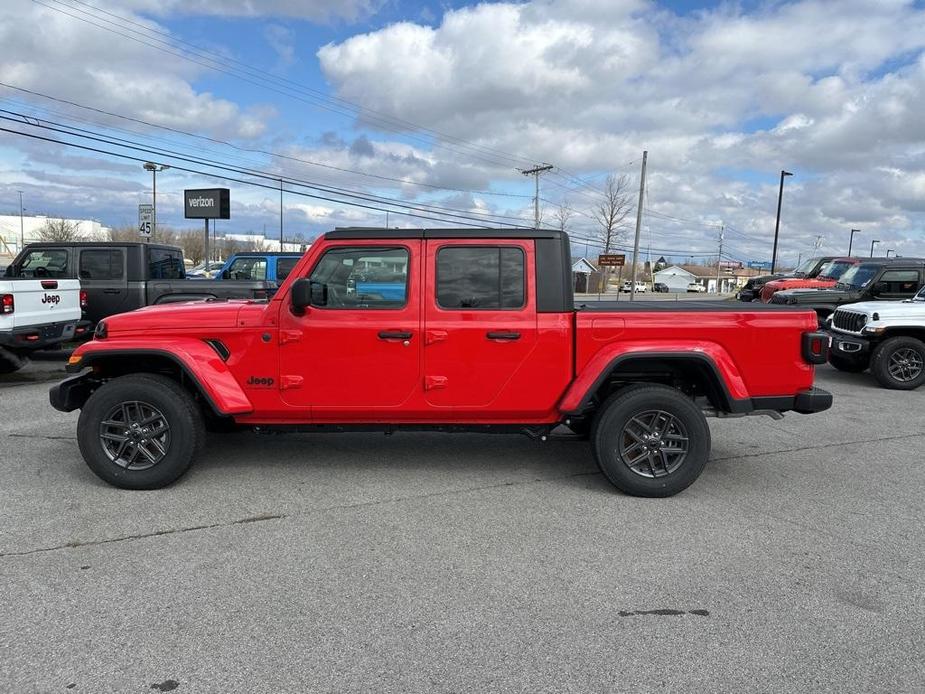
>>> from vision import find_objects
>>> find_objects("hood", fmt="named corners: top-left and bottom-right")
top-left (773, 286), bottom-right (853, 304)
top-left (837, 298), bottom-right (925, 318)
top-left (101, 300), bottom-right (250, 335)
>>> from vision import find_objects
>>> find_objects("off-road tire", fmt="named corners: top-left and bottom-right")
top-left (77, 374), bottom-right (205, 489)
top-left (870, 337), bottom-right (925, 390)
top-left (591, 384), bottom-right (711, 497)
top-left (0, 347), bottom-right (28, 374)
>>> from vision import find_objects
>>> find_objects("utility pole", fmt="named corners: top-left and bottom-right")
top-left (280, 178), bottom-right (284, 252)
top-left (17, 191), bottom-right (24, 249)
top-left (848, 228), bottom-right (860, 256)
top-left (385, 211), bottom-right (389, 229)
top-left (630, 151), bottom-right (648, 301)
top-left (771, 169), bottom-right (793, 274)
top-left (715, 224), bottom-right (725, 294)
top-left (813, 235), bottom-right (824, 253)
top-left (520, 164), bottom-right (553, 227)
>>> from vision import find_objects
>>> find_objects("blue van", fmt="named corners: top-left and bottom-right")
top-left (218, 252), bottom-right (304, 283)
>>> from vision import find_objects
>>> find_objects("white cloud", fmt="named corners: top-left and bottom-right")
top-left (125, 0), bottom-right (382, 23)
top-left (316, 0), bottom-right (925, 261)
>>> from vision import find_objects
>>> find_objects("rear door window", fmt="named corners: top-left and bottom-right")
top-left (17, 249), bottom-right (69, 278)
top-left (79, 249), bottom-right (124, 280)
top-left (435, 246), bottom-right (525, 310)
top-left (148, 247), bottom-right (184, 279)
top-left (226, 257), bottom-right (267, 281)
top-left (276, 257), bottom-right (298, 281)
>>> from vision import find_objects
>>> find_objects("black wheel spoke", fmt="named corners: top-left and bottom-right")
top-left (618, 408), bottom-right (690, 479)
top-left (99, 400), bottom-right (171, 471)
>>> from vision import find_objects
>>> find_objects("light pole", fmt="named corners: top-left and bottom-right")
top-left (143, 162), bottom-right (169, 241)
top-left (771, 170), bottom-right (793, 274)
top-left (17, 190), bottom-right (24, 248)
top-left (886, 249), bottom-right (894, 258)
top-left (848, 228), bottom-right (860, 256)
top-left (870, 239), bottom-right (879, 257)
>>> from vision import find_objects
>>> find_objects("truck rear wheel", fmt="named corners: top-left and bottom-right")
top-left (870, 337), bottom-right (925, 390)
top-left (77, 374), bottom-right (205, 489)
top-left (0, 347), bottom-right (28, 374)
top-left (591, 384), bottom-right (711, 497)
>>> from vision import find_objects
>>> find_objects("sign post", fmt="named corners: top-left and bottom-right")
top-left (184, 188), bottom-right (230, 269)
top-left (597, 254), bottom-right (626, 299)
top-left (138, 204), bottom-right (153, 241)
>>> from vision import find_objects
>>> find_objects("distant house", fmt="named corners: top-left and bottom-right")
top-left (654, 264), bottom-right (737, 293)
top-left (571, 257), bottom-right (598, 274)
top-left (653, 256), bottom-right (669, 272)
top-left (571, 257), bottom-right (603, 293)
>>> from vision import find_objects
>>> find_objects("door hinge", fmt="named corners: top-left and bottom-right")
top-left (279, 330), bottom-right (302, 345)
top-left (424, 375), bottom-right (448, 391)
top-left (425, 330), bottom-right (448, 346)
top-left (279, 375), bottom-right (304, 390)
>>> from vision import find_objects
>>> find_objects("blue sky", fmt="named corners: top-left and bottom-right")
top-left (1, 0), bottom-right (925, 265)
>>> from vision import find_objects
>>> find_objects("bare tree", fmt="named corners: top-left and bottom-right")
top-left (37, 218), bottom-right (81, 242)
top-left (552, 200), bottom-right (574, 234)
top-left (591, 174), bottom-right (632, 253)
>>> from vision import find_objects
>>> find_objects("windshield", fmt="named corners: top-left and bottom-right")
top-left (817, 260), bottom-right (854, 280)
top-left (914, 286), bottom-right (925, 301)
top-left (837, 264), bottom-right (879, 290)
top-left (793, 257), bottom-right (818, 276)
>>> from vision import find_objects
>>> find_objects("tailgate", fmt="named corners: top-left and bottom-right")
top-left (6, 279), bottom-right (82, 329)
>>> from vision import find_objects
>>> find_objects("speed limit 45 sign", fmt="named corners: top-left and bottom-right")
top-left (138, 204), bottom-right (153, 237)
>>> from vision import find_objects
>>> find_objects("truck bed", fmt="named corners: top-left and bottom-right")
top-left (577, 300), bottom-right (810, 312)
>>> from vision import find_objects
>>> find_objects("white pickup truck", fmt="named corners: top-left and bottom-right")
top-left (0, 278), bottom-right (84, 373)
top-left (828, 285), bottom-right (925, 389)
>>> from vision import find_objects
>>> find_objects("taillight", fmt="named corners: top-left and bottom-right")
top-left (79, 290), bottom-right (88, 310)
top-left (1, 294), bottom-right (13, 314)
top-left (801, 331), bottom-right (829, 364)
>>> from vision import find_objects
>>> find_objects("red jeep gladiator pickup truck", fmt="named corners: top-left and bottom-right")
top-left (50, 228), bottom-right (832, 497)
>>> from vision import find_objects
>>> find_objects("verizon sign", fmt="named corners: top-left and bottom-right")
top-left (184, 188), bottom-right (230, 219)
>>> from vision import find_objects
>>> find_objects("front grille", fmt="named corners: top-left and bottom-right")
top-left (833, 309), bottom-right (866, 333)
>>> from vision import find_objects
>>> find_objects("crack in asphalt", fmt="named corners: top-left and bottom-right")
top-left (0, 471), bottom-right (601, 559)
top-left (8, 433), bottom-right (77, 441)
top-left (710, 430), bottom-right (925, 462)
top-left (4, 430), bottom-right (922, 561)
top-left (0, 513), bottom-right (285, 558)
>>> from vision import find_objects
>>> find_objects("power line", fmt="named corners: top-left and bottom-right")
top-left (0, 83), bottom-right (535, 200)
top-left (0, 110), bottom-right (543, 228)
top-left (0, 125), bottom-right (515, 228)
top-left (34, 0), bottom-right (540, 170)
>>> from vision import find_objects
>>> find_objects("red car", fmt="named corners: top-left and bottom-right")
top-left (760, 257), bottom-right (858, 303)
top-left (51, 228), bottom-right (831, 497)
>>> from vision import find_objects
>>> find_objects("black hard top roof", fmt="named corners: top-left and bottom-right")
top-left (858, 257), bottom-right (925, 266)
top-left (23, 241), bottom-right (178, 250)
top-left (326, 227), bottom-right (563, 240)
top-left (229, 251), bottom-right (303, 256)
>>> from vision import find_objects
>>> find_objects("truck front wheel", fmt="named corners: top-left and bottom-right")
top-left (77, 374), bottom-right (205, 489)
top-left (870, 337), bottom-right (925, 390)
top-left (591, 384), bottom-right (711, 497)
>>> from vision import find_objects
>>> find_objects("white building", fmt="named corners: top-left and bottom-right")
top-left (219, 233), bottom-right (307, 253)
top-left (0, 214), bottom-right (110, 258)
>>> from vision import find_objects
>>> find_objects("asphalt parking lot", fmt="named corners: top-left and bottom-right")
top-left (1, 359), bottom-right (923, 692)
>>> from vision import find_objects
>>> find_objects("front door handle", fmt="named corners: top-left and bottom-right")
top-left (486, 331), bottom-right (521, 340)
top-left (378, 331), bottom-right (413, 340)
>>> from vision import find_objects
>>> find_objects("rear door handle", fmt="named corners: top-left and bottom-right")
top-left (103, 289), bottom-right (121, 294)
top-left (486, 331), bottom-right (521, 340)
top-left (378, 331), bottom-right (413, 340)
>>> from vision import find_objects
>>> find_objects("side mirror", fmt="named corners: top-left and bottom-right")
top-left (221, 269), bottom-right (230, 280)
top-left (869, 281), bottom-right (887, 295)
top-left (291, 278), bottom-right (327, 312)
top-left (4, 264), bottom-right (13, 278)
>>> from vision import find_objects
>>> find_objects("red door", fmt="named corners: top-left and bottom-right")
top-left (422, 239), bottom-right (537, 410)
top-left (277, 241), bottom-right (421, 414)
